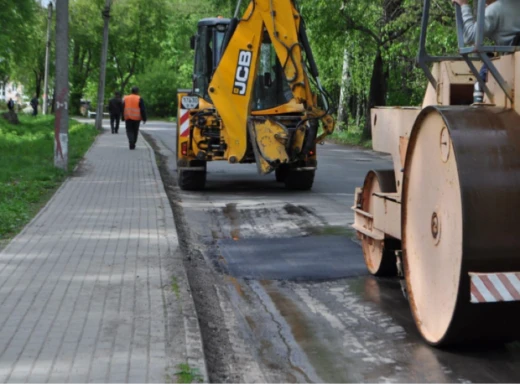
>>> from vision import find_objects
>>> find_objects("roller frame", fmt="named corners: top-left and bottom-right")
top-left (352, 52), bottom-right (520, 346)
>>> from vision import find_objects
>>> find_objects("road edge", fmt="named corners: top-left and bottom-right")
top-left (142, 134), bottom-right (209, 383)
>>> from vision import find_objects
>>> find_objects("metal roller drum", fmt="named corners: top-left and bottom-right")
top-left (402, 106), bottom-right (520, 346)
top-left (360, 170), bottom-right (399, 276)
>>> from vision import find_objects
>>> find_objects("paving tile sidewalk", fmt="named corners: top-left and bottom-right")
top-left (0, 126), bottom-right (206, 383)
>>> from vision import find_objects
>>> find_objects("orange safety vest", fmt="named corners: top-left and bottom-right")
top-left (124, 94), bottom-right (142, 121)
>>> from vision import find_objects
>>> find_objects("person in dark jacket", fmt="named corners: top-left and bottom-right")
top-left (7, 98), bottom-right (14, 111)
top-left (108, 91), bottom-right (123, 134)
top-left (30, 95), bottom-right (38, 116)
top-left (122, 86), bottom-right (147, 150)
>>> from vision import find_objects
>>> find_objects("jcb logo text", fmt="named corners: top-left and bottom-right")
top-left (233, 50), bottom-right (252, 96)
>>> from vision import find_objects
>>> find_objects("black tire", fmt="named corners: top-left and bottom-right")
top-left (178, 167), bottom-right (206, 191)
top-left (284, 169), bottom-right (315, 190)
top-left (275, 164), bottom-right (289, 182)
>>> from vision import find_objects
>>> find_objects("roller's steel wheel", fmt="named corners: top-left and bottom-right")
top-left (402, 106), bottom-right (520, 346)
top-left (360, 170), bottom-right (398, 276)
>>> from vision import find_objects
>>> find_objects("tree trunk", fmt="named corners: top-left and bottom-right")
top-left (120, 72), bottom-right (134, 95)
top-left (356, 94), bottom-right (362, 128)
top-left (35, 72), bottom-right (43, 99)
top-left (120, 79), bottom-right (129, 95)
top-left (50, 84), bottom-right (56, 114)
top-left (363, 49), bottom-right (387, 140)
top-left (2, 110), bottom-right (20, 125)
top-left (95, 0), bottom-right (111, 130)
top-left (337, 48), bottom-right (350, 130)
top-left (43, 2), bottom-right (53, 115)
top-left (55, 0), bottom-right (69, 170)
top-left (70, 91), bottom-right (82, 115)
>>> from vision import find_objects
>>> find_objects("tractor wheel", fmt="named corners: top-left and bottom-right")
top-left (178, 163), bottom-right (206, 191)
top-left (284, 169), bottom-right (315, 190)
top-left (275, 164), bottom-right (289, 182)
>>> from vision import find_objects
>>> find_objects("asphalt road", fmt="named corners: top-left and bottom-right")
top-left (142, 121), bottom-right (520, 383)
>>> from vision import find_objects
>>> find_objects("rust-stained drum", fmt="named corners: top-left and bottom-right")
top-left (360, 170), bottom-right (398, 276)
top-left (402, 106), bottom-right (520, 345)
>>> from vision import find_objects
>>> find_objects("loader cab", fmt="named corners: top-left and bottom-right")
top-left (192, 19), bottom-right (292, 109)
top-left (192, 18), bottom-right (231, 100)
top-left (252, 31), bottom-right (294, 111)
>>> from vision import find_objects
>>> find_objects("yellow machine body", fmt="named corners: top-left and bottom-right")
top-left (176, 0), bottom-right (334, 190)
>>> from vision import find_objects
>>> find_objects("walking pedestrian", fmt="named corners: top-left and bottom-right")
top-left (122, 86), bottom-right (147, 150)
top-left (30, 94), bottom-right (38, 116)
top-left (108, 91), bottom-right (123, 134)
top-left (7, 98), bottom-right (14, 111)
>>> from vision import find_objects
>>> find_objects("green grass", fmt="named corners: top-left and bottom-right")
top-left (171, 276), bottom-right (180, 299)
top-left (0, 114), bottom-right (98, 241)
top-left (327, 125), bottom-right (372, 149)
top-left (175, 363), bottom-right (203, 383)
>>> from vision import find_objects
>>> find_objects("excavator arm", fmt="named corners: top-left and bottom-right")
top-left (208, 0), bottom-right (335, 168)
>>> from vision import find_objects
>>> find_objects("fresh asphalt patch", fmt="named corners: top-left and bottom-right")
top-left (217, 235), bottom-right (367, 281)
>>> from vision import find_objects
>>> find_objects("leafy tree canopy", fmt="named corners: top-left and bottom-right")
top-left (2, 0), bottom-right (466, 122)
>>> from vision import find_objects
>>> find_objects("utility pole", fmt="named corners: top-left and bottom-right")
top-left (54, 0), bottom-right (69, 170)
top-left (43, 1), bottom-right (53, 115)
top-left (95, 0), bottom-right (111, 130)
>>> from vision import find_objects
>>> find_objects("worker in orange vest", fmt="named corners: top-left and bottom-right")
top-left (122, 86), bottom-right (147, 150)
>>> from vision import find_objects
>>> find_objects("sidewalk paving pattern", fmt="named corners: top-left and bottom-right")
top-left (0, 127), bottom-right (206, 383)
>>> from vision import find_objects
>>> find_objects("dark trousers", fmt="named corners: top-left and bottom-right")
top-left (479, 64), bottom-right (488, 82)
top-left (110, 114), bottom-right (120, 133)
top-left (125, 119), bottom-right (141, 147)
top-left (32, 107), bottom-right (37, 116)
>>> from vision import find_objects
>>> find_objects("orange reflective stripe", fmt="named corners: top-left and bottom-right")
top-left (124, 94), bottom-right (141, 120)
top-left (125, 107), bottom-right (141, 120)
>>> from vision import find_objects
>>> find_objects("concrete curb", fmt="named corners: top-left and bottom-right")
top-left (142, 136), bottom-right (209, 383)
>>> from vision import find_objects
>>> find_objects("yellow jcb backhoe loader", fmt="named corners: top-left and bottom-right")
top-left (176, 0), bottom-right (335, 190)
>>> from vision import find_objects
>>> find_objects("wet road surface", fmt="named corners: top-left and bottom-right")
top-left (142, 121), bottom-right (520, 383)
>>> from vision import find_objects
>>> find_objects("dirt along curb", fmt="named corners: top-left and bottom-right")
top-left (141, 134), bottom-right (209, 383)
top-left (143, 131), bottom-right (247, 383)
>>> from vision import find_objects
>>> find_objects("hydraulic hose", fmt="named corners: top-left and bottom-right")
top-left (298, 18), bottom-right (319, 79)
top-left (302, 119), bottom-right (319, 155)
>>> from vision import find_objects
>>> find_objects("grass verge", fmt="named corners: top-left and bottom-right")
top-left (171, 276), bottom-right (180, 299)
top-left (0, 114), bottom-right (98, 242)
top-left (327, 126), bottom-right (372, 149)
top-left (175, 363), bottom-right (204, 383)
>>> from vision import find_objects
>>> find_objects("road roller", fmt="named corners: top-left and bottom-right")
top-left (352, 0), bottom-right (520, 346)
